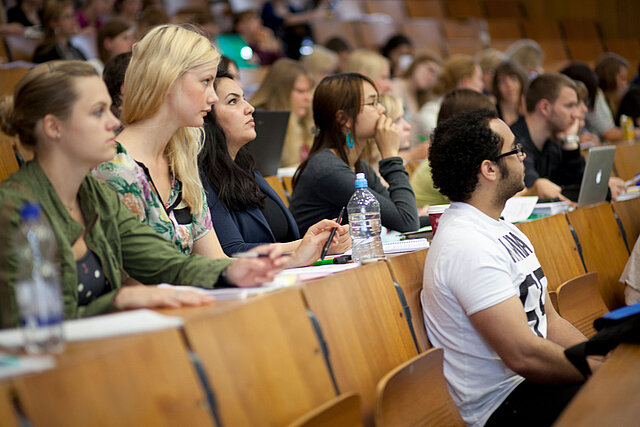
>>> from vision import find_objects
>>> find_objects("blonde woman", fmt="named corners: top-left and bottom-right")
top-left (250, 58), bottom-right (314, 167)
top-left (343, 49), bottom-right (393, 95)
top-left (93, 24), bottom-right (226, 259)
top-left (301, 45), bottom-right (338, 86)
top-left (0, 61), bottom-right (284, 326)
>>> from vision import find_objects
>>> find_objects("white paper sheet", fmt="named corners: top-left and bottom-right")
top-left (500, 196), bottom-right (539, 223)
top-left (0, 309), bottom-right (183, 350)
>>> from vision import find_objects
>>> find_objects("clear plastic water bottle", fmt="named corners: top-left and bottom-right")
top-left (348, 173), bottom-right (384, 263)
top-left (13, 203), bottom-right (64, 354)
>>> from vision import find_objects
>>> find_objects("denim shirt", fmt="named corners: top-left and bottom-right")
top-left (0, 160), bottom-right (231, 327)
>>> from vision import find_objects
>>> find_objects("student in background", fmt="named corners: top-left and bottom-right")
top-left (199, 70), bottom-right (349, 261)
top-left (75, 0), bottom-right (112, 33)
top-left (301, 44), bottom-right (338, 87)
top-left (92, 19), bottom-right (135, 74)
top-left (380, 34), bottom-right (413, 78)
top-left (324, 36), bottom-right (351, 73)
top-left (290, 73), bottom-right (419, 235)
top-left (113, 0), bottom-right (142, 26)
top-left (391, 53), bottom-right (442, 117)
top-left (6, 0), bottom-right (43, 28)
top-left (33, 0), bottom-right (87, 63)
top-left (0, 61), bottom-right (284, 327)
top-left (492, 61), bottom-right (527, 126)
top-left (594, 53), bottom-right (640, 141)
top-left (475, 48), bottom-right (507, 99)
top-left (93, 24), bottom-right (227, 258)
top-left (505, 39), bottom-right (544, 78)
top-left (412, 55), bottom-right (483, 144)
top-left (510, 73), bottom-right (583, 201)
top-left (343, 49), bottom-right (393, 95)
top-left (251, 58), bottom-right (315, 167)
top-left (411, 88), bottom-right (496, 209)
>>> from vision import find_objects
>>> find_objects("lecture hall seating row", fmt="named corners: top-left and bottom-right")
top-left (0, 192), bottom-right (639, 425)
top-left (0, 251), bottom-right (462, 427)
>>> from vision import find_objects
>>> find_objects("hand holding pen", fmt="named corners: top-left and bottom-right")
top-left (320, 207), bottom-right (345, 260)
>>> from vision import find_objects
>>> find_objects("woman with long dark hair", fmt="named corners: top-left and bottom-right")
top-left (290, 73), bottom-right (419, 235)
top-left (199, 71), bottom-right (350, 265)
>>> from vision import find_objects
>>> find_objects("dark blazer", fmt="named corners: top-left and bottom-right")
top-left (204, 171), bottom-right (300, 256)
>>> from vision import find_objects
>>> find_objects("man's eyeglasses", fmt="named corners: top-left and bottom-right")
top-left (495, 143), bottom-right (524, 160)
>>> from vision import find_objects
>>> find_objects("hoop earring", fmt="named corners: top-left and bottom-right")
top-left (346, 131), bottom-right (354, 149)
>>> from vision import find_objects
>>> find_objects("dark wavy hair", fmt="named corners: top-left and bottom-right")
top-left (429, 109), bottom-right (503, 202)
top-left (293, 73), bottom-right (375, 187)
top-left (199, 70), bottom-right (265, 211)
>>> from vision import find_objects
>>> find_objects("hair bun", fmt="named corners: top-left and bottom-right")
top-left (0, 95), bottom-right (18, 137)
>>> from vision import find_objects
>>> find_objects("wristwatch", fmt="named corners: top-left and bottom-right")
top-left (562, 134), bottom-right (580, 149)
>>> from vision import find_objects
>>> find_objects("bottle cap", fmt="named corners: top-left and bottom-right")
top-left (20, 202), bottom-right (41, 222)
top-left (355, 172), bottom-right (368, 189)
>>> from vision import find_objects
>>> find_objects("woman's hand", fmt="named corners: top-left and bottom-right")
top-left (113, 285), bottom-right (215, 310)
top-left (327, 224), bottom-right (351, 255)
top-left (288, 219), bottom-right (347, 267)
top-left (375, 115), bottom-right (401, 159)
top-left (227, 244), bottom-right (288, 287)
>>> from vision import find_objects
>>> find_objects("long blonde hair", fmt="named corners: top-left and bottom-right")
top-left (251, 58), bottom-right (314, 167)
top-left (122, 24), bottom-right (219, 213)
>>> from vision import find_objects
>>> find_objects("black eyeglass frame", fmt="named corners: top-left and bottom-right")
top-left (494, 143), bottom-right (524, 161)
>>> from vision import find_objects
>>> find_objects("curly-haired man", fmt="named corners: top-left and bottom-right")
top-left (422, 109), bottom-right (601, 426)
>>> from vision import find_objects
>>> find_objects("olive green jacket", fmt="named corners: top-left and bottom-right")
top-left (0, 160), bottom-right (232, 328)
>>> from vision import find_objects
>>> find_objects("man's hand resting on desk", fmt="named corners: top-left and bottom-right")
top-left (531, 178), bottom-right (574, 204)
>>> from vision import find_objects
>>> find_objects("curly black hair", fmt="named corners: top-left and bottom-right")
top-left (429, 109), bottom-right (503, 202)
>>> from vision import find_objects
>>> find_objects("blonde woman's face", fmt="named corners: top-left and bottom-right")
top-left (290, 74), bottom-right (313, 118)
top-left (167, 62), bottom-right (219, 127)
top-left (374, 63), bottom-right (392, 95)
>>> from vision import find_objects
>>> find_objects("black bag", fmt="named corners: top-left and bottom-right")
top-left (564, 302), bottom-right (640, 378)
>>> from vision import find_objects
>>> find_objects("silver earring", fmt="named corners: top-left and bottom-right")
top-left (56, 133), bottom-right (61, 139)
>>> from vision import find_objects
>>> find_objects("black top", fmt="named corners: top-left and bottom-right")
top-left (260, 191), bottom-right (294, 242)
top-left (510, 117), bottom-right (585, 193)
top-left (6, 6), bottom-right (42, 27)
top-left (616, 85), bottom-right (640, 126)
top-left (33, 41), bottom-right (87, 63)
top-left (76, 250), bottom-right (109, 306)
top-left (290, 149), bottom-right (419, 235)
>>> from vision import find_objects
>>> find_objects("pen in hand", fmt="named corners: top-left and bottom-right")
top-left (320, 206), bottom-right (345, 260)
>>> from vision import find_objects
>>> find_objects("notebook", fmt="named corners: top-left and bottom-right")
top-left (576, 146), bottom-right (616, 208)
top-left (245, 110), bottom-right (291, 176)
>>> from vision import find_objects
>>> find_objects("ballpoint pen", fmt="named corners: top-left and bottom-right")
top-left (320, 206), bottom-right (345, 260)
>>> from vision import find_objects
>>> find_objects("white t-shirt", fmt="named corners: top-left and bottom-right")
top-left (421, 202), bottom-right (548, 427)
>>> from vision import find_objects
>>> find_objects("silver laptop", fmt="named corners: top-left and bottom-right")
top-left (577, 145), bottom-right (616, 207)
